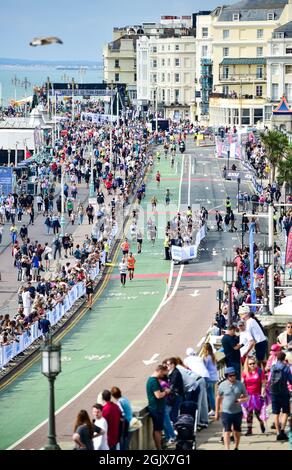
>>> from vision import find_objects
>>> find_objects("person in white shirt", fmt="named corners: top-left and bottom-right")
top-left (239, 305), bottom-right (268, 366)
top-left (22, 288), bottom-right (31, 316)
top-left (237, 320), bottom-right (254, 361)
top-left (184, 348), bottom-right (210, 379)
top-left (92, 404), bottom-right (109, 450)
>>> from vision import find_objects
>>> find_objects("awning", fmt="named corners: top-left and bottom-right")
top-left (220, 58), bottom-right (266, 66)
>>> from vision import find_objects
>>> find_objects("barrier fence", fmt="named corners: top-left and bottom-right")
top-left (171, 224), bottom-right (207, 263)
top-left (0, 223), bottom-right (118, 370)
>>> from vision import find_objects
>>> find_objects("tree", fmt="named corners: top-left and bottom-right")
top-left (260, 130), bottom-right (289, 181)
top-left (277, 150), bottom-right (292, 198)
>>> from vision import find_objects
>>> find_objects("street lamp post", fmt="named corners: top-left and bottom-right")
top-left (7, 148), bottom-right (11, 166)
top-left (47, 77), bottom-right (52, 117)
top-left (15, 142), bottom-right (19, 167)
top-left (89, 143), bottom-right (95, 198)
top-left (60, 166), bottom-right (65, 236)
top-left (259, 245), bottom-right (273, 316)
top-left (154, 87), bottom-right (158, 133)
top-left (237, 177), bottom-right (241, 212)
top-left (223, 260), bottom-right (236, 326)
top-left (41, 340), bottom-right (62, 450)
top-left (68, 79), bottom-right (78, 122)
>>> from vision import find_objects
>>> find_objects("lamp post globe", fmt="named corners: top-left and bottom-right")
top-left (222, 260), bottom-right (236, 326)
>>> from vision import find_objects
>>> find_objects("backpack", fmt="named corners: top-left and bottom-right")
top-left (270, 367), bottom-right (287, 395)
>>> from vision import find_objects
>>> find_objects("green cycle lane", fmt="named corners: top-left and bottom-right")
top-left (0, 151), bottom-right (184, 450)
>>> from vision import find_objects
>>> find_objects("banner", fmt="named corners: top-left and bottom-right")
top-left (0, 167), bottom-right (13, 195)
top-left (285, 227), bottom-right (292, 266)
top-left (81, 112), bottom-right (115, 124)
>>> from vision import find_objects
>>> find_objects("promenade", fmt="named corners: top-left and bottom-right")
top-left (196, 413), bottom-right (290, 451)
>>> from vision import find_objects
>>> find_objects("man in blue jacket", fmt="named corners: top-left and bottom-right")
top-left (270, 351), bottom-right (292, 441)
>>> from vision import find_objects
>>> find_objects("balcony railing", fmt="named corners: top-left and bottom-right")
top-left (209, 92), bottom-right (266, 100)
top-left (219, 74), bottom-right (266, 82)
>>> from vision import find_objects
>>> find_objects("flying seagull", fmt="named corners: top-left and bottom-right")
top-left (29, 36), bottom-right (63, 47)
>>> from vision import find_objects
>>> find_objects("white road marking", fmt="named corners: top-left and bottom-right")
top-left (143, 353), bottom-right (160, 366)
top-left (162, 264), bottom-right (184, 307)
top-left (85, 354), bottom-right (111, 361)
top-left (190, 290), bottom-right (200, 298)
top-left (61, 356), bottom-right (72, 363)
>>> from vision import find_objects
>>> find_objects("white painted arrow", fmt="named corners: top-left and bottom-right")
top-left (143, 353), bottom-right (160, 366)
top-left (212, 249), bottom-right (218, 256)
top-left (190, 290), bottom-right (200, 298)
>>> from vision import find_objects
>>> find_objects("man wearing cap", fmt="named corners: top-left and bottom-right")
top-left (215, 367), bottom-right (248, 450)
top-left (221, 325), bottom-right (243, 380)
top-left (239, 306), bottom-right (268, 366)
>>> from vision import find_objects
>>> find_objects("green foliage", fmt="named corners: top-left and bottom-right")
top-left (260, 130), bottom-right (289, 180)
top-left (277, 149), bottom-right (292, 187)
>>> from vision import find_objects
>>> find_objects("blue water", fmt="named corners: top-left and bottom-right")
top-left (0, 66), bottom-right (103, 106)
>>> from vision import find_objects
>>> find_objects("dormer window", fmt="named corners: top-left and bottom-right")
top-left (233, 13), bottom-right (240, 21)
top-left (267, 12), bottom-right (274, 20)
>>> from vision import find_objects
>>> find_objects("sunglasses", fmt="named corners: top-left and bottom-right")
top-left (228, 374), bottom-right (236, 377)
top-left (249, 363), bottom-right (256, 366)
top-left (287, 326), bottom-right (292, 329)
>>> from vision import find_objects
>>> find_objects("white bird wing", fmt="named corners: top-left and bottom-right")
top-left (29, 36), bottom-right (63, 46)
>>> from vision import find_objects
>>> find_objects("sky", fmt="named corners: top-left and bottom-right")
top-left (0, 0), bottom-right (233, 62)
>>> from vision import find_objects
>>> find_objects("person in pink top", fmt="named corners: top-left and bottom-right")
top-left (266, 344), bottom-right (282, 375)
top-left (241, 358), bottom-right (267, 436)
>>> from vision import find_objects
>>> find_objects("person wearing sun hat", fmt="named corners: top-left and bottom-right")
top-left (215, 366), bottom-right (248, 450)
top-left (239, 305), bottom-right (268, 366)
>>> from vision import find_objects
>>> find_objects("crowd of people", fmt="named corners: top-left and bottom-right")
top-left (73, 387), bottom-right (136, 450)
top-left (144, 315), bottom-right (292, 451)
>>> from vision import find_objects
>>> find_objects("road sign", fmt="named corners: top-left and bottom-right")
top-left (0, 167), bottom-right (13, 195)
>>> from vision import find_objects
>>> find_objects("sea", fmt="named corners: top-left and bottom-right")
top-left (0, 65), bottom-right (103, 106)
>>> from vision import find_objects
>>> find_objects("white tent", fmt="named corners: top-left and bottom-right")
top-left (274, 295), bottom-right (292, 316)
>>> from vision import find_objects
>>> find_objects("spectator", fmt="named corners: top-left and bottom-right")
top-left (202, 343), bottom-right (219, 416)
top-left (221, 324), bottom-right (243, 380)
top-left (270, 352), bottom-right (292, 441)
top-left (146, 365), bottom-right (170, 450)
top-left (73, 409), bottom-right (103, 450)
top-left (277, 322), bottom-right (292, 349)
top-left (101, 389), bottom-right (122, 450)
top-left (111, 386), bottom-right (133, 451)
top-left (92, 404), bottom-right (109, 450)
top-left (239, 306), bottom-right (268, 367)
top-left (215, 366), bottom-right (248, 450)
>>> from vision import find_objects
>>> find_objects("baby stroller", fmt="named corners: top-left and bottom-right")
top-left (174, 400), bottom-right (198, 450)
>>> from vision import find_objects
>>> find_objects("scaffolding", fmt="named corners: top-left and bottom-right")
top-left (200, 58), bottom-right (213, 117)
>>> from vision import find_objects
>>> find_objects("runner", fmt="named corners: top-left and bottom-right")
top-left (165, 189), bottom-right (171, 206)
top-left (127, 252), bottom-right (136, 281)
top-left (85, 277), bottom-right (94, 310)
top-left (136, 228), bottom-right (143, 254)
top-left (156, 171), bottom-right (161, 188)
top-left (151, 196), bottom-right (157, 212)
top-left (121, 238), bottom-right (130, 257)
top-left (119, 257), bottom-right (127, 287)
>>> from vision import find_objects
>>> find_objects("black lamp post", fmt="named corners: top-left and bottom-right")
top-left (258, 245), bottom-right (273, 316)
top-left (41, 341), bottom-right (62, 450)
top-left (223, 260), bottom-right (236, 325)
top-left (237, 177), bottom-right (241, 212)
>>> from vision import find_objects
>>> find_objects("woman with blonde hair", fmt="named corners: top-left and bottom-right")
top-left (241, 357), bottom-right (267, 436)
top-left (202, 342), bottom-right (218, 416)
top-left (72, 409), bottom-right (103, 450)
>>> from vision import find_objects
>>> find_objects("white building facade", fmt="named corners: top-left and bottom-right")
top-left (137, 34), bottom-right (196, 121)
